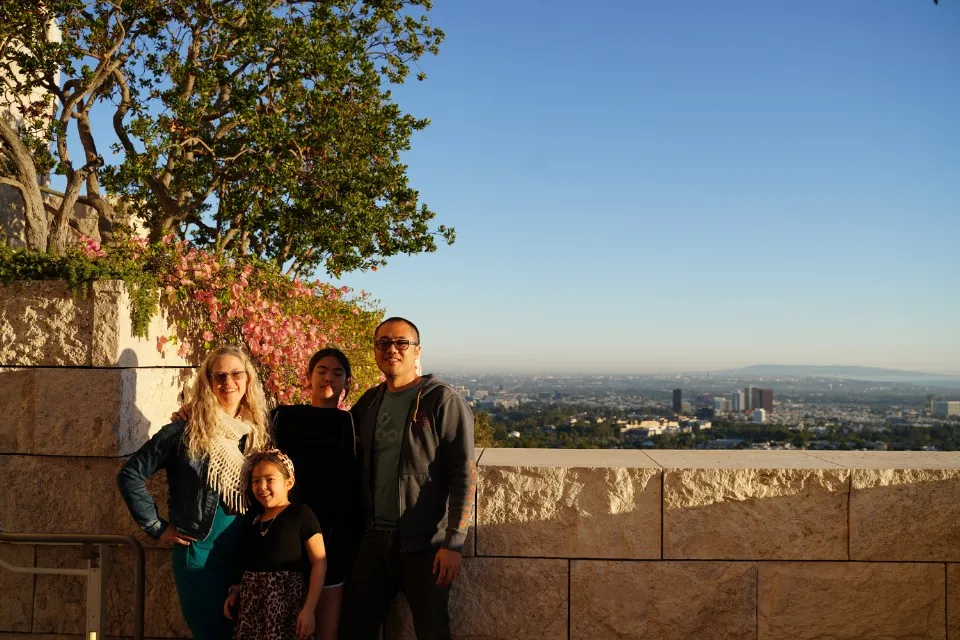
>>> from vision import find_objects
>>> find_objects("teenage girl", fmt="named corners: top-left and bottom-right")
top-left (272, 348), bottom-right (364, 640)
top-left (225, 449), bottom-right (326, 640)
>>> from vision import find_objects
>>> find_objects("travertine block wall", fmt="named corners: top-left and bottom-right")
top-left (0, 280), bottom-right (189, 368)
top-left (385, 448), bottom-right (960, 640)
top-left (1, 281), bottom-right (194, 639)
top-left (2, 281), bottom-right (960, 640)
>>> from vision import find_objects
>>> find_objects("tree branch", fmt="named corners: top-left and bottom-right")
top-left (111, 69), bottom-right (137, 156)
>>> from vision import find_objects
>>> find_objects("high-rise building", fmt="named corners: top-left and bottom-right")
top-left (753, 408), bottom-right (767, 424)
top-left (753, 388), bottom-right (774, 413)
top-left (934, 401), bottom-right (960, 418)
top-left (673, 388), bottom-right (682, 413)
top-left (714, 398), bottom-right (731, 413)
top-left (745, 385), bottom-right (755, 411)
top-left (732, 390), bottom-right (745, 413)
top-left (924, 394), bottom-right (939, 415)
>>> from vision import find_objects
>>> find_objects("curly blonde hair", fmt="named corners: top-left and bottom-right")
top-left (184, 346), bottom-right (271, 461)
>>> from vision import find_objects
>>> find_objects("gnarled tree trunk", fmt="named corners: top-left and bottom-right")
top-left (0, 118), bottom-right (48, 251)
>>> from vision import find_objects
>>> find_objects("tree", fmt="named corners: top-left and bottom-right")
top-left (474, 410), bottom-right (494, 448)
top-left (0, 0), bottom-right (453, 275)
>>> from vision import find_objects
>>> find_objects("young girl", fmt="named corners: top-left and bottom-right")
top-left (225, 449), bottom-right (326, 640)
top-left (119, 346), bottom-right (271, 640)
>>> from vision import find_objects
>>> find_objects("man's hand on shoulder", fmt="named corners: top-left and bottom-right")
top-left (169, 403), bottom-right (192, 423)
top-left (432, 547), bottom-right (462, 587)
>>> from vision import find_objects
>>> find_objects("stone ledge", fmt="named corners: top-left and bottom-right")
top-left (0, 280), bottom-right (191, 368)
top-left (1, 455), bottom-right (168, 550)
top-left (570, 560), bottom-right (757, 639)
top-left (0, 367), bottom-right (193, 457)
top-left (477, 448), bottom-right (661, 558)
top-left (758, 561), bottom-right (945, 639)
top-left (808, 452), bottom-right (960, 561)
top-left (648, 451), bottom-right (849, 560)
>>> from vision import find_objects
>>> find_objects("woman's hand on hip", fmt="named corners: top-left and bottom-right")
top-left (159, 527), bottom-right (196, 546)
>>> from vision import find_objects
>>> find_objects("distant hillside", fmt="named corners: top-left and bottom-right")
top-left (720, 364), bottom-right (960, 386)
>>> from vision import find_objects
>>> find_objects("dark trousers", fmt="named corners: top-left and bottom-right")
top-left (339, 530), bottom-right (451, 640)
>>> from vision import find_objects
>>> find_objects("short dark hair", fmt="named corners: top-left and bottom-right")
top-left (307, 348), bottom-right (352, 381)
top-left (375, 317), bottom-right (420, 342)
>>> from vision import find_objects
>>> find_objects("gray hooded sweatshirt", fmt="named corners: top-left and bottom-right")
top-left (350, 374), bottom-right (476, 552)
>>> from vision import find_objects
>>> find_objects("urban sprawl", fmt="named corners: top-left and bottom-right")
top-left (439, 372), bottom-right (960, 451)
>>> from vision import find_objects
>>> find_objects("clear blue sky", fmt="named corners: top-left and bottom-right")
top-left (329, 0), bottom-right (960, 375)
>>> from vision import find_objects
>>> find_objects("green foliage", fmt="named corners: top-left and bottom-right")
top-left (1, 0), bottom-right (452, 274)
top-left (482, 404), bottom-right (960, 452)
top-left (474, 411), bottom-right (494, 448)
top-left (0, 242), bottom-right (159, 336)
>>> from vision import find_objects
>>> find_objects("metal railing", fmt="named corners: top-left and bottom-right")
top-left (0, 530), bottom-right (145, 640)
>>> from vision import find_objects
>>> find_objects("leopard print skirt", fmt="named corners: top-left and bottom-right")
top-left (234, 570), bottom-right (308, 640)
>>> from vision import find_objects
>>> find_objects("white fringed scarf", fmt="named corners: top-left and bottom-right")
top-left (206, 409), bottom-right (252, 514)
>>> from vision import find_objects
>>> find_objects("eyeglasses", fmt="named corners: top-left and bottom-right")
top-left (374, 339), bottom-right (419, 352)
top-left (210, 370), bottom-right (247, 384)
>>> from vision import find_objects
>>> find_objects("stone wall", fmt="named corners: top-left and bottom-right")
top-left (2, 281), bottom-right (959, 640)
top-left (0, 280), bottom-right (195, 640)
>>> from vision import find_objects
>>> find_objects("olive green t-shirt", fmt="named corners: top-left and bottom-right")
top-left (371, 384), bottom-right (421, 530)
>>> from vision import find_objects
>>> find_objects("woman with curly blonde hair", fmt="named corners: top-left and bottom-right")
top-left (119, 346), bottom-right (271, 640)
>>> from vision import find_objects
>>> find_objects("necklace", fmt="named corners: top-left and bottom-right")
top-left (258, 515), bottom-right (276, 537)
top-left (257, 504), bottom-right (289, 537)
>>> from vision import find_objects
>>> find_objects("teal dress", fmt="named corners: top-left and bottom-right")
top-left (171, 502), bottom-right (245, 640)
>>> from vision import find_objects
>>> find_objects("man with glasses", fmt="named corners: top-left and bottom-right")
top-left (339, 317), bottom-right (476, 640)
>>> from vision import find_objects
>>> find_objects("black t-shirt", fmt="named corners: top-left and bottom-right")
top-left (240, 502), bottom-right (322, 573)
top-left (272, 405), bottom-right (363, 546)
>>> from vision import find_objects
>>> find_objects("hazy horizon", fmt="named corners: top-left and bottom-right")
top-left (426, 362), bottom-right (960, 379)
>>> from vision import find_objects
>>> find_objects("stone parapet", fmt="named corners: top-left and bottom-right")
top-left (807, 451), bottom-right (960, 561)
top-left (32, 546), bottom-right (189, 638)
top-left (476, 448), bottom-right (661, 558)
top-left (0, 544), bottom-right (34, 632)
top-left (385, 558), bottom-right (568, 639)
top-left (4, 435), bottom-right (960, 638)
top-left (0, 280), bottom-right (190, 368)
top-left (949, 564), bottom-right (959, 640)
top-left (648, 450), bottom-right (849, 560)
